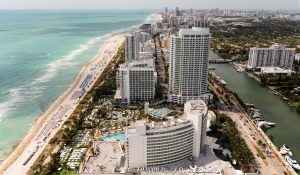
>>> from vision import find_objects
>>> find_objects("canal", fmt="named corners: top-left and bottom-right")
top-left (211, 63), bottom-right (300, 162)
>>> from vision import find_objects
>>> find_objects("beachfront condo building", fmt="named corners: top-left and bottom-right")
top-left (114, 58), bottom-right (157, 104)
top-left (247, 44), bottom-right (295, 70)
top-left (125, 33), bottom-right (140, 63)
top-left (168, 27), bottom-right (211, 104)
top-left (125, 100), bottom-right (208, 168)
top-left (137, 32), bottom-right (151, 44)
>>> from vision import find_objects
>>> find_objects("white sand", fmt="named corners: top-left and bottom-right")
top-left (1, 34), bottom-right (125, 175)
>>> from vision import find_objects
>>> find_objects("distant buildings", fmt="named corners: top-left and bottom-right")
top-left (169, 16), bottom-right (183, 27)
top-left (176, 7), bottom-right (181, 16)
top-left (125, 34), bottom-right (139, 63)
top-left (168, 27), bottom-right (211, 104)
top-left (164, 7), bottom-right (168, 14)
top-left (139, 24), bottom-right (152, 36)
top-left (247, 44), bottom-right (295, 70)
top-left (115, 59), bottom-right (156, 104)
top-left (194, 20), bottom-right (209, 28)
top-left (137, 32), bottom-right (151, 44)
top-left (125, 100), bottom-right (208, 168)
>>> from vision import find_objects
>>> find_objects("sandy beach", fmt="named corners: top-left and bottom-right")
top-left (0, 13), bottom-right (162, 175)
top-left (0, 34), bottom-right (125, 175)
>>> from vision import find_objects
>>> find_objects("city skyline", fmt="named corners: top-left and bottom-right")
top-left (0, 0), bottom-right (299, 10)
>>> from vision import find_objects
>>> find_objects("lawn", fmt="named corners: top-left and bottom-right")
top-left (59, 169), bottom-right (78, 175)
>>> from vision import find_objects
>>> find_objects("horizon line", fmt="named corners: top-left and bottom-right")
top-left (0, 8), bottom-right (300, 11)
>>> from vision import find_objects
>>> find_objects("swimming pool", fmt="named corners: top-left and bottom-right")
top-left (100, 132), bottom-right (125, 143)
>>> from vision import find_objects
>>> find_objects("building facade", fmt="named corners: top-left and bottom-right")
top-left (125, 33), bottom-right (139, 63)
top-left (295, 53), bottom-right (300, 61)
top-left (115, 59), bottom-right (156, 104)
top-left (168, 27), bottom-right (211, 104)
top-left (125, 100), bottom-right (208, 168)
top-left (176, 7), bottom-right (181, 16)
top-left (247, 44), bottom-right (295, 70)
top-left (137, 32), bottom-right (151, 44)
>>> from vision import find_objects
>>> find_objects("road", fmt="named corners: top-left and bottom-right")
top-left (209, 74), bottom-right (294, 175)
top-left (154, 36), bottom-right (168, 96)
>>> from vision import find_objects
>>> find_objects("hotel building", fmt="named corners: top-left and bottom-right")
top-left (115, 59), bottom-right (157, 104)
top-left (247, 44), bottom-right (295, 70)
top-left (125, 100), bottom-right (208, 168)
top-left (168, 27), bottom-right (211, 104)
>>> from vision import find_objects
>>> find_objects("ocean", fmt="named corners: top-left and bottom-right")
top-left (0, 10), bottom-right (154, 160)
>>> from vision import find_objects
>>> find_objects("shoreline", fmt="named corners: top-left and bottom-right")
top-left (0, 12), bottom-right (162, 175)
top-left (0, 34), bottom-right (125, 175)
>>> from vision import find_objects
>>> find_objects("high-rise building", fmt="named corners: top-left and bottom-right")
top-left (125, 33), bottom-right (139, 63)
top-left (194, 20), bottom-right (209, 28)
top-left (168, 27), bottom-right (211, 104)
top-left (114, 59), bottom-right (156, 104)
top-left (137, 32), bottom-right (151, 44)
top-left (165, 7), bottom-right (168, 14)
top-left (175, 7), bottom-right (181, 16)
top-left (247, 44), bottom-right (295, 70)
top-left (169, 16), bottom-right (183, 27)
top-left (125, 100), bottom-right (208, 168)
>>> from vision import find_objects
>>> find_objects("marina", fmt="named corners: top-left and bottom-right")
top-left (211, 63), bottom-right (300, 163)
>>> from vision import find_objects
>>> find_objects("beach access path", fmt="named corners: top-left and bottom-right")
top-left (0, 34), bottom-right (125, 175)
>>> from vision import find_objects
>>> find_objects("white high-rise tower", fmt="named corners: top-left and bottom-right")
top-left (168, 27), bottom-right (211, 104)
top-left (125, 33), bottom-right (139, 63)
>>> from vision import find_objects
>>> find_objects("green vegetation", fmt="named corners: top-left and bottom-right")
top-left (59, 169), bottom-right (78, 175)
top-left (211, 20), bottom-right (300, 61)
top-left (209, 113), bottom-right (255, 172)
top-left (212, 18), bottom-right (300, 109)
top-left (255, 146), bottom-right (266, 159)
top-left (28, 43), bottom-right (125, 175)
top-left (258, 75), bottom-right (300, 106)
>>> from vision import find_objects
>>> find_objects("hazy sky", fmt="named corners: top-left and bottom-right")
top-left (0, 0), bottom-right (299, 10)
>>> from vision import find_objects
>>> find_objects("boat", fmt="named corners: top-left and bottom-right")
top-left (280, 144), bottom-right (293, 156)
top-left (285, 155), bottom-right (300, 171)
top-left (256, 120), bottom-right (276, 128)
top-left (266, 121), bottom-right (276, 127)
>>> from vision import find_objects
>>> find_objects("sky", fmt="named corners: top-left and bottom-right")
top-left (0, 0), bottom-right (299, 10)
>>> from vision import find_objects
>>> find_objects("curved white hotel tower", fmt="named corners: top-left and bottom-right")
top-left (168, 27), bottom-right (211, 104)
top-left (125, 100), bottom-right (208, 168)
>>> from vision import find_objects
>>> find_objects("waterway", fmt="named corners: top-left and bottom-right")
top-left (211, 63), bottom-right (300, 162)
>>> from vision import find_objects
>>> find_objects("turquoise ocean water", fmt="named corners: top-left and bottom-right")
top-left (0, 10), bottom-right (153, 160)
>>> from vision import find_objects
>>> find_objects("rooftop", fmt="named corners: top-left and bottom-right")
top-left (83, 141), bottom-right (124, 174)
top-left (119, 58), bottom-right (154, 70)
top-left (147, 107), bottom-right (174, 119)
top-left (185, 100), bottom-right (208, 116)
top-left (260, 67), bottom-right (292, 74)
top-left (178, 27), bottom-right (210, 37)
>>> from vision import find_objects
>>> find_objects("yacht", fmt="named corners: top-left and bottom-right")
top-left (280, 144), bottom-right (293, 156)
top-left (285, 155), bottom-right (300, 171)
top-left (256, 120), bottom-right (276, 128)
